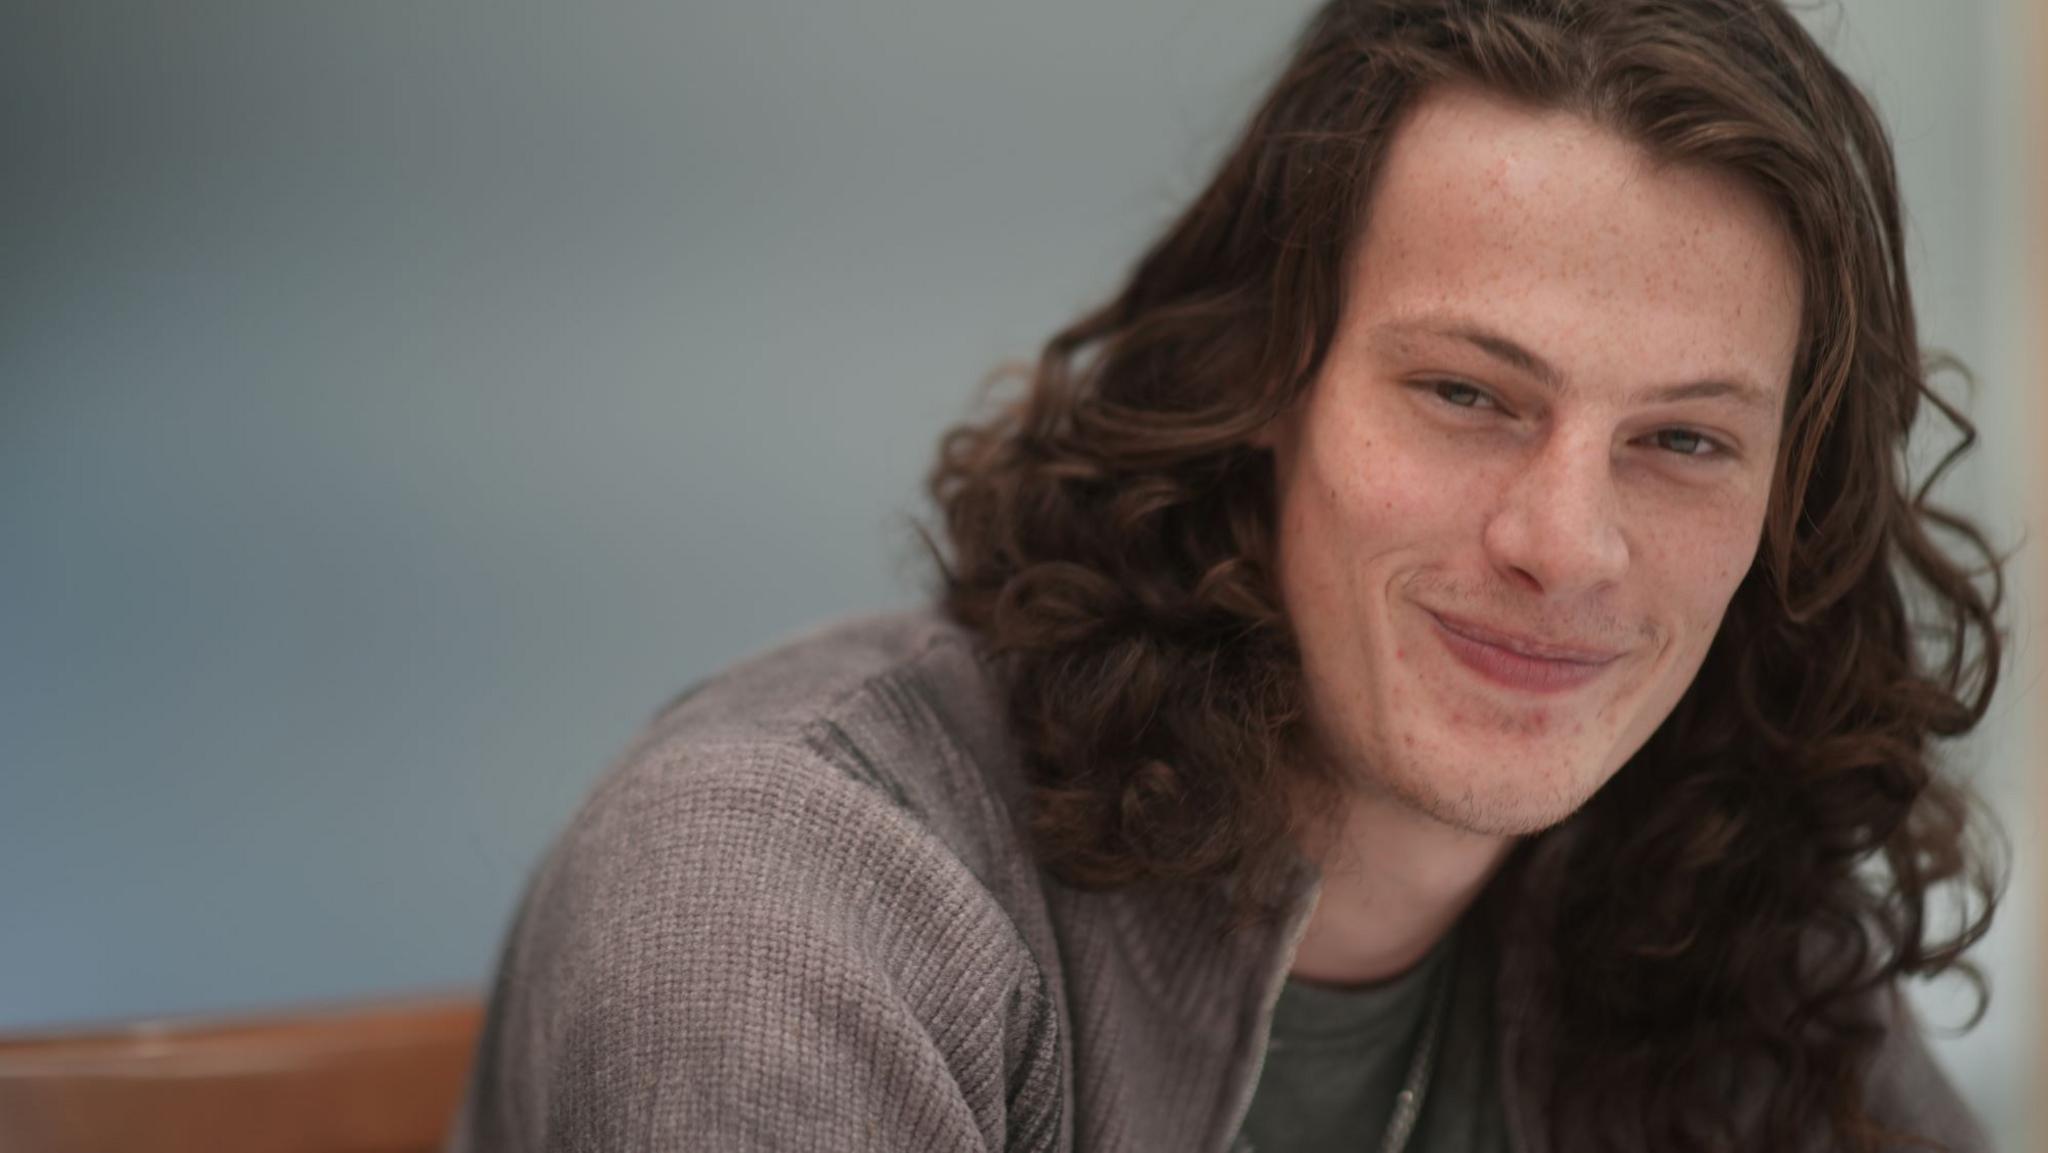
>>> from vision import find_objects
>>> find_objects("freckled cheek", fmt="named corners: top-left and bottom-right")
top-left (1633, 508), bottom-right (1764, 647)
top-left (1330, 447), bottom-right (1489, 550)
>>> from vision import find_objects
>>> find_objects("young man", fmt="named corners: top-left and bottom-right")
top-left (453, 1), bottom-right (2004, 1150)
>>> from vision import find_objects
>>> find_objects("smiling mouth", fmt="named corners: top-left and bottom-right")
top-left (1426, 610), bottom-right (1624, 694)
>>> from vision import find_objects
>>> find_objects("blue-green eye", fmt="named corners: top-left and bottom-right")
top-left (1652, 428), bottom-right (1717, 456)
top-left (1432, 381), bottom-right (1494, 409)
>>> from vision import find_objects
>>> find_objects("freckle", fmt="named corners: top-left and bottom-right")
top-left (1403, 734), bottom-right (1416, 748)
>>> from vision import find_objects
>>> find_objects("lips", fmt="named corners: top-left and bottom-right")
top-left (1426, 610), bottom-right (1623, 694)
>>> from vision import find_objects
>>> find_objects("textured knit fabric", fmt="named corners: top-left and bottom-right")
top-left (1232, 924), bottom-right (1510, 1153)
top-left (448, 610), bottom-right (1990, 1153)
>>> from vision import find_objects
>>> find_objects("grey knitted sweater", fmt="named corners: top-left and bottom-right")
top-left (449, 611), bottom-right (1988, 1153)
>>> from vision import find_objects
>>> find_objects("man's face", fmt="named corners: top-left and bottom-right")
top-left (1268, 85), bottom-right (1801, 837)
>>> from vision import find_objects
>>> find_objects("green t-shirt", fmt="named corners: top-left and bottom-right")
top-left (1233, 925), bottom-right (1511, 1153)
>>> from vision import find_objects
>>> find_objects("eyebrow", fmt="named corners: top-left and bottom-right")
top-left (1375, 317), bottom-right (1781, 414)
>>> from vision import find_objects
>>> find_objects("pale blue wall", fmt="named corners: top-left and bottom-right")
top-left (2, 0), bottom-right (2034, 1146)
top-left (0, 0), bottom-right (1318, 1025)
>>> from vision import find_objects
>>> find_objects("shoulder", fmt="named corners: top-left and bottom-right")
top-left (616, 609), bottom-right (1035, 892)
top-left (532, 673), bottom-right (1048, 1036)
top-left (458, 610), bottom-right (1064, 1151)
top-left (538, 607), bottom-right (1047, 1007)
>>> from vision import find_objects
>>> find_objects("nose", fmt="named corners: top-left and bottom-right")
top-left (1481, 429), bottom-right (1630, 597)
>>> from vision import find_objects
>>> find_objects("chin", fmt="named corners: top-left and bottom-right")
top-left (1367, 730), bottom-right (1619, 838)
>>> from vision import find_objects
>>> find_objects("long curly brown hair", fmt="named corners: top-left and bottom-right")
top-left (924, 1), bottom-right (2006, 1149)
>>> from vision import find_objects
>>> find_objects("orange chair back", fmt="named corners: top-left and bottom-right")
top-left (0, 995), bottom-right (481, 1153)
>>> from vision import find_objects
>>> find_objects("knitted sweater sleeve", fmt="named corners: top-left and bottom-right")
top-left (449, 741), bottom-right (1064, 1153)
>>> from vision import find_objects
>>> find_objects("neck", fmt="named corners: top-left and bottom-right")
top-left (1287, 788), bottom-right (1515, 987)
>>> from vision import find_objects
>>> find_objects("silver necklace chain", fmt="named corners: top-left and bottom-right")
top-left (1377, 949), bottom-right (1454, 1153)
top-left (1235, 939), bottom-right (1458, 1153)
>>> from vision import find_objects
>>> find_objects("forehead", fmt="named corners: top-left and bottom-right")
top-left (1345, 85), bottom-right (1803, 400)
